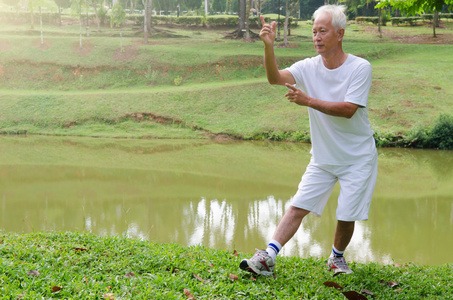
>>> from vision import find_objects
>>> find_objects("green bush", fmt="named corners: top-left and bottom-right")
top-left (129, 14), bottom-right (293, 28)
top-left (405, 114), bottom-right (453, 150)
top-left (0, 11), bottom-right (59, 25)
top-left (110, 2), bottom-right (126, 28)
top-left (427, 114), bottom-right (453, 150)
top-left (391, 16), bottom-right (420, 26)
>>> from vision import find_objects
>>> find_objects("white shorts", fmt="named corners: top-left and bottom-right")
top-left (291, 153), bottom-right (378, 221)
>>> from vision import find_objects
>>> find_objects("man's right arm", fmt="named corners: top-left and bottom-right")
top-left (260, 15), bottom-right (295, 86)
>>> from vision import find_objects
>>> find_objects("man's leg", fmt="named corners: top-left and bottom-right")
top-left (333, 220), bottom-right (355, 251)
top-left (272, 206), bottom-right (311, 247)
top-left (239, 206), bottom-right (310, 276)
top-left (328, 220), bottom-right (355, 274)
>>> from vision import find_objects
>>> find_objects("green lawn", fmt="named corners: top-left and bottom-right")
top-left (1, 231), bottom-right (452, 299)
top-left (0, 18), bottom-right (452, 144)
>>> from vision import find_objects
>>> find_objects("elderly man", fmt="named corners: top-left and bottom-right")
top-left (240, 5), bottom-right (377, 276)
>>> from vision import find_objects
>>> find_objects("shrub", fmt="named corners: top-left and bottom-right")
top-left (110, 2), bottom-right (126, 28)
top-left (391, 17), bottom-right (420, 26)
top-left (405, 114), bottom-right (453, 150)
top-left (427, 114), bottom-right (453, 150)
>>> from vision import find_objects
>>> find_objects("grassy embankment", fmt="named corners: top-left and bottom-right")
top-left (1, 231), bottom-right (452, 299)
top-left (0, 20), bottom-right (452, 144)
top-left (1, 19), bottom-right (453, 299)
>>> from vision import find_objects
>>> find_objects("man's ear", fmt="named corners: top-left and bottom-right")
top-left (337, 28), bottom-right (345, 41)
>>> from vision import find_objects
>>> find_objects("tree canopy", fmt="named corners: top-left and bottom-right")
top-left (376, 0), bottom-right (453, 15)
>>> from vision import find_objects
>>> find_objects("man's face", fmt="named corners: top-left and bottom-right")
top-left (312, 12), bottom-right (343, 56)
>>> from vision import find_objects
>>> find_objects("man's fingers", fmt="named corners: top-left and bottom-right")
top-left (260, 15), bottom-right (265, 26)
top-left (271, 21), bottom-right (277, 31)
top-left (285, 83), bottom-right (297, 91)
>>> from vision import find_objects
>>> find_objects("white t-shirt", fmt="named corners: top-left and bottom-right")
top-left (286, 54), bottom-right (376, 165)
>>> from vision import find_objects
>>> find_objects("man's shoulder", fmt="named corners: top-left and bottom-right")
top-left (291, 55), bottom-right (321, 69)
top-left (347, 54), bottom-right (371, 67)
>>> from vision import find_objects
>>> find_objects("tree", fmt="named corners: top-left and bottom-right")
top-left (245, 0), bottom-right (252, 40)
top-left (53, 0), bottom-right (71, 26)
top-left (86, 0), bottom-right (105, 32)
top-left (238, 0), bottom-right (246, 36)
top-left (2, 0), bottom-right (21, 11)
top-left (141, 0), bottom-right (153, 43)
top-left (181, 0), bottom-right (202, 11)
top-left (377, 0), bottom-right (453, 37)
top-left (110, 1), bottom-right (126, 27)
top-left (212, 0), bottom-right (226, 12)
top-left (283, 0), bottom-right (298, 45)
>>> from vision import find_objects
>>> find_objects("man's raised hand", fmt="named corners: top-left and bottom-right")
top-left (259, 15), bottom-right (277, 46)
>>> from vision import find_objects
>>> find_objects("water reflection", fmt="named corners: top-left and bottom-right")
top-left (1, 136), bottom-right (452, 266)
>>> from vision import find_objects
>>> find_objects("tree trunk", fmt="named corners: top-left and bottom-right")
top-left (378, 8), bottom-right (382, 38)
top-left (433, 10), bottom-right (438, 38)
top-left (79, 14), bottom-right (83, 50)
top-left (146, 0), bottom-right (153, 34)
top-left (143, 1), bottom-right (148, 43)
top-left (92, 1), bottom-right (101, 32)
top-left (238, 0), bottom-right (246, 38)
top-left (58, 5), bottom-right (62, 26)
top-left (245, 0), bottom-right (252, 41)
top-left (283, 0), bottom-right (288, 45)
top-left (39, 6), bottom-right (43, 45)
top-left (30, 1), bottom-right (34, 30)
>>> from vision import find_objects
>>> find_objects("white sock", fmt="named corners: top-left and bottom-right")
top-left (331, 245), bottom-right (344, 257)
top-left (266, 240), bottom-right (282, 263)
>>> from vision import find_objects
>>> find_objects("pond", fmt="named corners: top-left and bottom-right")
top-left (1, 136), bottom-right (452, 266)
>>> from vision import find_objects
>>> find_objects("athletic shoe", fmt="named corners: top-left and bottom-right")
top-left (239, 249), bottom-right (275, 276)
top-left (327, 255), bottom-right (353, 275)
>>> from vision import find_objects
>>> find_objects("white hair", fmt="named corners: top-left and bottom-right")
top-left (313, 5), bottom-right (347, 30)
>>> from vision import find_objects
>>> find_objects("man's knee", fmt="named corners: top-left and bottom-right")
top-left (288, 206), bottom-right (310, 218)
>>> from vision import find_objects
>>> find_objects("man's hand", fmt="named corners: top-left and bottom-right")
top-left (284, 83), bottom-right (311, 107)
top-left (284, 83), bottom-right (359, 118)
top-left (260, 15), bottom-right (276, 47)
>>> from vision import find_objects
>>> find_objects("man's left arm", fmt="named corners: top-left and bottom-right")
top-left (284, 83), bottom-right (359, 119)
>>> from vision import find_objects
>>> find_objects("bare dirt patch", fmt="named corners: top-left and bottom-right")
top-left (112, 44), bottom-right (139, 61)
top-left (72, 39), bottom-right (95, 55)
top-left (0, 39), bottom-right (10, 51)
top-left (362, 25), bottom-right (453, 44)
top-left (275, 42), bottom-right (300, 48)
top-left (35, 38), bottom-right (52, 50)
top-left (391, 33), bottom-right (453, 44)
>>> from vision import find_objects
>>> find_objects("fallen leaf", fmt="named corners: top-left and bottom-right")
top-left (103, 293), bottom-right (115, 299)
top-left (388, 281), bottom-right (399, 288)
top-left (232, 250), bottom-right (238, 257)
top-left (193, 273), bottom-right (205, 283)
top-left (229, 273), bottom-right (239, 281)
top-left (342, 291), bottom-right (368, 300)
top-left (73, 247), bottom-right (87, 252)
top-left (361, 289), bottom-right (374, 296)
top-left (51, 286), bottom-right (62, 293)
top-left (250, 276), bottom-right (256, 281)
top-left (125, 272), bottom-right (135, 278)
top-left (323, 281), bottom-right (343, 290)
top-left (27, 270), bottom-right (40, 277)
top-left (394, 263), bottom-right (401, 267)
top-left (184, 288), bottom-right (195, 299)
top-left (394, 288), bottom-right (403, 292)
top-left (434, 86), bottom-right (442, 90)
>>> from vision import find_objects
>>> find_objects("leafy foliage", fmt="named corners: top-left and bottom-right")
top-left (110, 1), bottom-right (126, 28)
top-left (376, 0), bottom-right (453, 16)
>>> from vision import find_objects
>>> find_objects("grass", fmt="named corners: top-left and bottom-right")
top-left (1, 231), bottom-right (452, 299)
top-left (1, 19), bottom-right (452, 143)
top-left (1, 18), bottom-right (453, 298)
